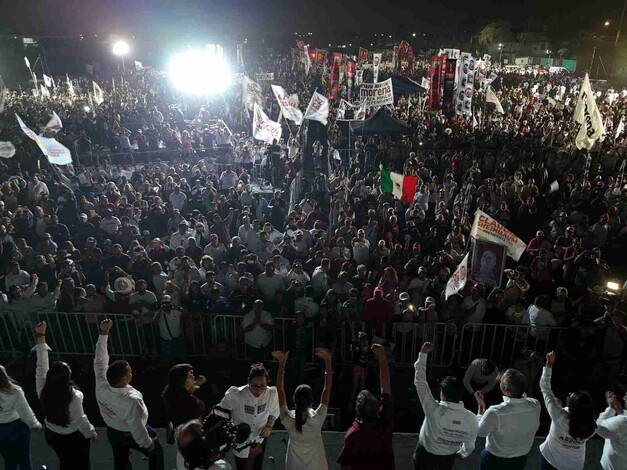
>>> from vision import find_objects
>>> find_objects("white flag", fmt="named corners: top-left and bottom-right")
top-left (66, 74), bottom-right (75, 97)
top-left (44, 111), bottom-right (63, 133)
top-left (304, 45), bottom-right (311, 75)
top-left (93, 81), bottom-right (104, 106)
top-left (271, 85), bottom-right (304, 125)
top-left (39, 84), bottom-right (50, 98)
top-left (445, 253), bottom-right (469, 300)
top-left (0, 141), bottom-right (16, 159)
top-left (470, 210), bottom-right (527, 261)
top-left (43, 74), bottom-right (52, 88)
top-left (242, 76), bottom-right (263, 111)
top-left (486, 87), bottom-right (504, 114)
top-left (24, 57), bottom-right (31, 70)
top-left (15, 114), bottom-right (73, 165)
top-left (616, 117), bottom-right (624, 139)
top-left (574, 73), bottom-right (604, 150)
top-left (421, 77), bottom-right (430, 90)
top-left (304, 91), bottom-right (329, 125)
top-left (372, 53), bottom-right (382, 83)
top-left (32, 73), bottom-right (39, 96)
top-left (252, 103), bottom-right (282, 144)
top-left (549, 180), bottom-right (560, 193)
top-left (135, 60), bottom-right (143, 71)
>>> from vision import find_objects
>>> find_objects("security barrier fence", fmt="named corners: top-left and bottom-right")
top-left (2, 311), bottom-right (624, 374)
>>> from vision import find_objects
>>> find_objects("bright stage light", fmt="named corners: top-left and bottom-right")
top-left (112, 40), bottom-right (130, 56)
top-left (168, 47), bottom-right (232, 95)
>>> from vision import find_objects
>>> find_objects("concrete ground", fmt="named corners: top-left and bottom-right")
top-left (28, 428), bottom-right (606, 469)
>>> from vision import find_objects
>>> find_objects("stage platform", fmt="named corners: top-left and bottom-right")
top-left (28, 428), bottom-right (607, 469)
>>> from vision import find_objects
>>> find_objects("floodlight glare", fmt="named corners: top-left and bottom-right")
top-left (168, 48), bottom-right (232, 95)
top-left (607, 281), bottom-right (620, 291)
top-left (112, 40), bottom-right (130, 56)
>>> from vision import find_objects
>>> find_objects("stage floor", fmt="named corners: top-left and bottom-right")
top-left (29, 428), bottom-right (607, 469)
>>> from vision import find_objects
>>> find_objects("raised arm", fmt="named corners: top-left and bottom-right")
top-left (33, 321), bottom-right (50, 397)
top-left (371, 344), bottom-right (390, 396)
top-left (94, 319), bottom-right (113, 386)
top-left (316, 348), bottom-right (333, 406)
top-left (414, 342), bottom-right (437, 416)
top-left (271, 351), bottom-right (289, 409)
top-left (540, 352), bottom-right (564, 421)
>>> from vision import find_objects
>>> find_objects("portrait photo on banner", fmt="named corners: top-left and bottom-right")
top-left (470, 240), bottom-right (507, 287)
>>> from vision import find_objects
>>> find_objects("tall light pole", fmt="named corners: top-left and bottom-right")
top-left (616, 0), bottom-right (627, 46)
top-left (498, 43), bottom-right (503, 64)
top-left (112, 40), bottom-right (130, 72)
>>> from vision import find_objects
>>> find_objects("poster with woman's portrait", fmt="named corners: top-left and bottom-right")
top-left (471, 240), bottom-right (507, 287)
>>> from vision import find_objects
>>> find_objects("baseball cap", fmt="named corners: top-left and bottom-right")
top-left (399, 292), bottom-right (410, 301)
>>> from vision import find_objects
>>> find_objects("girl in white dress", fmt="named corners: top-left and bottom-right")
top-left (272, 348), bottom-right (333, 470)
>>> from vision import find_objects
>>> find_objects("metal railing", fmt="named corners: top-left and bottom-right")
top-left (456, 323), bottom-right (569, 369)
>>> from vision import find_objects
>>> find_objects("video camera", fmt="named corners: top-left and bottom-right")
top-left (179, 405), bottom-right (251, 470)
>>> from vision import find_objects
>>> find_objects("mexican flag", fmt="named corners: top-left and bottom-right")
top-left (380, 168), bottom-right (418, 203)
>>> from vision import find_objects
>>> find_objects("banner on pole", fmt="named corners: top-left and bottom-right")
top-left (470, 210), bottom-right (526, 261)
top-left (242, 76), bottom-right (263, 111)
top-left (16, 114), bottom-right (73, 165)
top-left (93, 81), bottom-right (104, 106)
top-left (372, 52), bottom-right (382, 83)
top-left (445, 253), bottom-right (469, 300)
top-left (315, 50), bottom-right (326, 67)
top-left (427, 56), bottom-right (446, 109)
top-left (575, 73), bottom-right (604, 150)
top-left (358, 47), bottom-right (368, 62)
top-left (337, 99), bottom-right (366, 121)
top-left (255, 73), bottom-right (274, 81)
top-left (359, 78), bottom-right (393, 108)
top-left (271, 85), bottom-right (303, 125)
top-left (303, 45), bottom-right (311, 75)
top-left (454, 52), bottom-right (476, 117)
top-left (304, 91), bottom-right (329, 125)
top-left (252, 103), bottom-right (282, 144)
top-left (327, 52), bottom-right (342, 100)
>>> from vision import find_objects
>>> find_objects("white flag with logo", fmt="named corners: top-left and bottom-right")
top-left (574, 73), bottom-right (604, 150)
top-left (44, 111), bottom-right (63, 133)
top-left (135, 60), bottom-right (143, 71)
top-left (304, 45), bottom-right (311, 75)
top-left (271, 85), bottom-right (304, 125)
top-left (445, 253), bottom-right (469, 300)
top-left (616, 117), bottom-right (625, 139)
top-left (304, 91), bottom-right (329, 125)
top-left (93, 81), bottom-right (104, 106)
top-left (0, 141), bottom-right (15, 159)
top-left (66, 74), bottom-right (75, 97)
top-left (242, 76), bottom-right (263, 111)
top-left (486, 87), bottom-right (504, 113)
top-left (372, 53), bottom-right (382, 83)
top-left (43, 75), bottom-right (52, 88)
top-left (15, 114), bottom-right (73, 165)
top-left (252, 103), bottom-right (282, 144)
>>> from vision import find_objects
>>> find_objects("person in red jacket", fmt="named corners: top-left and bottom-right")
top-left (364, 287), bottom-right (393, 324)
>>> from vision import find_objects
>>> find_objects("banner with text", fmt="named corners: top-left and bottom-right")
top-left (255, 73), bottom-right (274, 81)
top-left (242, 76), bottom-right (263, 111)
top-left (359, 78), bottom-right (394, 108)
top-left (470, 210), bottom-right (526, 261)
top-left (327, 52), bottom-right (342, 100)
top-left (271, 85), bottom-right (304, 125)
top-left (252, 104), bottom-right (282, 144)
top-left (427, 55), bottom-right (446, 109)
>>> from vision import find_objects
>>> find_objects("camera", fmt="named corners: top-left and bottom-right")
top-left (179, 406), bottom-right (251, 469)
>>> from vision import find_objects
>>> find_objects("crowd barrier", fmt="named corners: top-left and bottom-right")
top-left (3, 311), bottom-right (622, 377)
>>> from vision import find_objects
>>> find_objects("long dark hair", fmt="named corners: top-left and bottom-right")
top-left (567, 390), bottom-right (596, 440)
top-left (293, 384), bottom-right (313, 433)
top-left (163, 363), bottom-right (194, 409)
top-left (40, 362), bottom-right (74, 427)
top-left (0, 366), bottom-right (20, 394)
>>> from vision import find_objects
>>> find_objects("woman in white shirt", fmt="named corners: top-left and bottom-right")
top-left (272, 348), bottom-right (332, 469)
top-left (0, 359), bottom-right (41, 469)
top-left (539, 352), bottom-right (596, 470)
top-left (33, 321), bottom-right (97, 469)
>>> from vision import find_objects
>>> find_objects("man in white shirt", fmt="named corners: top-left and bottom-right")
top-left (168, 186), bottom-right (188, 212)
top-left (100, 210), bottom-right (122, 236)
top-left (152, 295), bottom-right (184, 367)
top-left (94, 319), bottom-right (164, 470)
top-left (255, 262), bottom-right (285, 303)
top-left (475, 368), bottom-right (540, 470)
top-left (414, 342), bottom-right (477, 469)
top-left (219, 165), bottom-right (238, 191)
top-left (242, 300), bottom-right (274, 362)
top-left (5, 262), bottom-right (31, 291)
top-left (170, 222), bottom-right (193, 250)
top-left (596, 389), bottom-right (627, 470)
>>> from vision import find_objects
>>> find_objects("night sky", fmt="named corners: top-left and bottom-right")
top-left (0, 0), bottom-right (622, 41)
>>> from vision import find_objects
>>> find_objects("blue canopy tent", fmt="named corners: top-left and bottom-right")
top-left (349, 108), bottom-right (411, 136)
top-left (390, 75), bottom-right (427, 95)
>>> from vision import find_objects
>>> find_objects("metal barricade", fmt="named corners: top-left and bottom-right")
top-left (457, 323), bottom-right (568, 369)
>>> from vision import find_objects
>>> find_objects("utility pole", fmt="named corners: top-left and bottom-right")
top-left (616, 0), bottom-right (627, 46)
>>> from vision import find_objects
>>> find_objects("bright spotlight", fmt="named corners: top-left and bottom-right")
top-left (607, 281), bottom-right (620, 291)
top-left (112, 40), bottom-right (130, 56)
top-left (168, 47), bottom-right (232, 95)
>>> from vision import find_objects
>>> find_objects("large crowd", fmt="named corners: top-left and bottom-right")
top-left (0, 44), bottom-right (625, 470)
